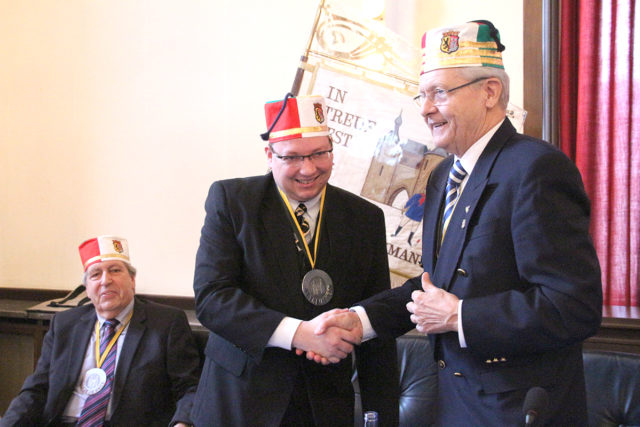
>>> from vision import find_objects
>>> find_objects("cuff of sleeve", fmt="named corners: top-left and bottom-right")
top-left (351, 305), bottom-right (376, 342)
top-left (457, 299), bottom-right (467, 348)
top-left (267, 317), bottom-right (302, 350)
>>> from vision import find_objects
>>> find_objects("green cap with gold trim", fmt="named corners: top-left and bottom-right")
top-left (421, 20), bottom-right (505, 74)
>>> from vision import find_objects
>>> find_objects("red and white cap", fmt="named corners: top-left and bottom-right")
top-left (79, 235), bottom-right (131, 271)
top-left (262, 94), bottom-right (329, 143)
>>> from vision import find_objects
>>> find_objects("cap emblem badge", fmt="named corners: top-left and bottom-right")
top-left (440, 31), bottom-right (460, 54)
top-left (112, 240), bottom-right (124, 253)
top-left (313, 103), bottom-right (325, 124)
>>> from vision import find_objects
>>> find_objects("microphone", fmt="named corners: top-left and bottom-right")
top-left (523, 386), bottom-right (549, 426)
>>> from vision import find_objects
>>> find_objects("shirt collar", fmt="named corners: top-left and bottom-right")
top-left (456, 119), bottom-right (505, 176)
top-left (96, 299), bottom-right (134, 325)
top-left (288, 189), bottom-right (323, 211)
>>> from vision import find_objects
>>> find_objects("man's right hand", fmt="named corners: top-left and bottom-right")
top-left (295, 309), bottom-right (363, 365)
top-left (292, 309), bottom-right (363, 365)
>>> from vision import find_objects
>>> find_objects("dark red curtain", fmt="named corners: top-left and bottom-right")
top-left (559, 0), bottom-right (639, 306)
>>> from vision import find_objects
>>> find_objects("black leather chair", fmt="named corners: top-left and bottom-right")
top-left (395, 333), bottom-right (438, 426)
top-left (583, 349), bottom-right (640, 426)
top-left (354, 332), bottom-right (437, 426)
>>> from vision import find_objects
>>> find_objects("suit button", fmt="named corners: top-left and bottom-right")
top-left (456, 268), bottom-right (468, 277)
top-left (438, 360), bottom-right (446, 369)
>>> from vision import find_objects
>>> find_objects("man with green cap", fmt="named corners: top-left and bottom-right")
top-left (312, 20), bottom-right (602, 426)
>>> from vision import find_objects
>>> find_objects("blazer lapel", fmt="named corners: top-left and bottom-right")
top-left (261, 180), bottom-right (303, 282)
top-left (435, 119), bottom-right (516, 291)
top-left (422, 157), bottom-right (451, 275)
top-left (53, 309), bottom-right (94, 417)
top-left (110, 299), bottom-right (146, 415)
top-left (316, 185), bottom-right (347, 291)
top-left (435, 178), bottom-right (488, 291)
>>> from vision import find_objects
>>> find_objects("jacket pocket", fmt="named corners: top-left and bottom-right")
top-left (205, 333), bottom-right (248, 377)
top-left (479, 363), bottom-right (556, 394)
top-left (466, 218), bottom-right (504, 241)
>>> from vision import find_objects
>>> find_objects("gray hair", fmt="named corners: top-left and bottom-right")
top-left (455, 67), bottom-right (510, 109)
top-left (82, 262), bottom-right (137, 285)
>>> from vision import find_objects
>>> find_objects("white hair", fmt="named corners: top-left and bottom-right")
top-left (456, 67), bottom-right (510, 109)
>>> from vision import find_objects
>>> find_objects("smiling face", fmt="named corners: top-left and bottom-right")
top-left (418, 68), bottom-right (502, 157)
top-left (266, 135), bottom-right (333, 202)
top-left (84, 260), bottom-right (135, 318)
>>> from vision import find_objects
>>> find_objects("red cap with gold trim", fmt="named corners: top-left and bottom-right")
top-left (262, 94), bottom-right (329, 143)
top-left (79, 236), bottom-right (130, 271)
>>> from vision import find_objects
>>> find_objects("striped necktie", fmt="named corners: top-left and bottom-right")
top-left (77, 319), bottom-right (119, 427)
top-left (295, 203), bottom-right (310, 235)
top-left (441, 160), bottom-right (467, 240)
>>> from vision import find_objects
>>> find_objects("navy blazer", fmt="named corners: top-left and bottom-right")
top-left (192, 175), bottom-right (398, 426)
top-left (1, 298), bottom-right (201, 427)
top-left (361, 120), bottom-right (603, 426)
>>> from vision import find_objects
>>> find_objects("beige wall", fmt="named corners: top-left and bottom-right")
top-left (0, 1), bottom-right (524, 297)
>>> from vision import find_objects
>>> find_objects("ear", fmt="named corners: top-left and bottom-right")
top-left (265, 145), bottom-right (273, 168)
top-left (484, 78), bottom-right (502, 108)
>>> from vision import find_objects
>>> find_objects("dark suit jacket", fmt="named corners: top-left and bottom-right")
top-left (192, 175), bottom-right (398, 427)
top-left (360, 119), bottom-right (603, 426)
top-left (1, 298), bottom-right (201, 427)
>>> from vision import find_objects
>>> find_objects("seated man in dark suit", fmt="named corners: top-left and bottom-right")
top-left (1, 235), bottom-right (201, 427)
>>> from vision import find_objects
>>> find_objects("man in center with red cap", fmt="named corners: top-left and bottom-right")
top-left (191, 94), bottom-right (399, 426)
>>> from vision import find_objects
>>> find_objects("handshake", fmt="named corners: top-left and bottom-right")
top-left (292, 308), bottom-right (363, 365)
top-left (291, 272), bottom-right (461, 365)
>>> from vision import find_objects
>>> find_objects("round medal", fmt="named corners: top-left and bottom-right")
top-left (302, 269), bottom-right (334, 306)
top-left (82, 368), bottom-right (107, 395)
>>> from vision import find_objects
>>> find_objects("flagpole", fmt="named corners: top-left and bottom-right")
top-left (290, 0), bottom-right (326, 95)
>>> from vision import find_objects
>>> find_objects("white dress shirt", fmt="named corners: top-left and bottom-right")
top-left (267, 191), bottom-right (323, 350)
top-left (62, 299), bottom-right (135, 419)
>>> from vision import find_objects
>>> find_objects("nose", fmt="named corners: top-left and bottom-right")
top-left (421, 97), bottom-right (437, 116)
top-left (100, 271), bottom-right (112, 285)
top-left (298, 156), bottom-right (318, 174)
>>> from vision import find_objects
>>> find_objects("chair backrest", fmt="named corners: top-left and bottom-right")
top-left (583, 349), bottom-right (640, 427)
top-left (353, 332), bottom-right (438, 426)
top-left (396, 333), bottom-right (438, 426)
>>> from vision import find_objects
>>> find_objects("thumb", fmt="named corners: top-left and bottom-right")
top-left (421, 271), bottom-right (434, 292)
top-left (314, 323), bottom-right (327, 335)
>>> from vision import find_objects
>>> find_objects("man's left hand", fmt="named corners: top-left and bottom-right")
top-left (406, 272), bottom-right (460, 334)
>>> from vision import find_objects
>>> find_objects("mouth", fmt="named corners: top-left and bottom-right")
top-left (295, 176), bottom-right (318, 185)
top-left (430, 120), bottom-right (447, 130)
top-left (100, 291), bottom-right (118, 299)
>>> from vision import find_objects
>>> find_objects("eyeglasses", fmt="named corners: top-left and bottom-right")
top-left (270, 147), bottom-right (333, 165)
top-left (413, 77), bottom-right (489, 107)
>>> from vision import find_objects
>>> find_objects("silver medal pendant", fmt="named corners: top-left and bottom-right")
top-left (301, 269), bottom-right (334, 306)
top-left (82, 368), bottom-right (107, 395)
